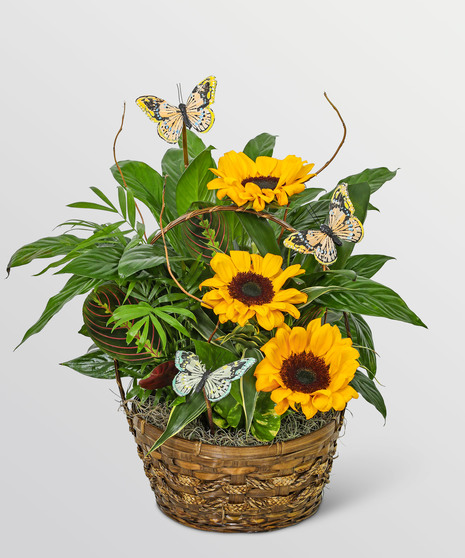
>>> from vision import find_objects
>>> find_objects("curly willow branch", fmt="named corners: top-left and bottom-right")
top-left (150, 206), bottom-right (296, 245)
top-left (312, 92), bottom-right (347, 177)
top-left (113, 103), bottom-right (148, 241)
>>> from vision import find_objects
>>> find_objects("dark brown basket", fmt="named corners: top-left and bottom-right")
top-left (127, 411), bottom-right (344, 532)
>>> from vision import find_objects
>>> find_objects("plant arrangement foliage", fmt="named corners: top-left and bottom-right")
top-left (8, 77), bottom-right (425, 452)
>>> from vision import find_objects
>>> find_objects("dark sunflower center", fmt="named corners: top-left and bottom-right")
top-left (280, 352), bottom-right (330, 393)
top-left (296, 369), bottom-right (316, 385)
top-left (242, 176), bottom-right (280, 190)
top-left (228, 271), bottom-right (275, 306)
top-left (241, 281), bottom-right (262, 297)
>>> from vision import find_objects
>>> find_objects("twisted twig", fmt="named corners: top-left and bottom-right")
top-left (312, 92), bottom-right (347, 177)
top-left (151, 205), bottom-right (296, 245)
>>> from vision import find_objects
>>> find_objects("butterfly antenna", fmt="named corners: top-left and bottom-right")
top-left (305, 201), bottom-right (323, 227)
top-left (177, 82), bottom-right (184, 105)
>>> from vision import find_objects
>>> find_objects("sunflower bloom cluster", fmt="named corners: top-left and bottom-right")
top-left (199, 251), bottom-right (307, 330)
top-left (207, 151), bottom-right (315, 211)
top-left (254, 319), bottom-right (359, 418)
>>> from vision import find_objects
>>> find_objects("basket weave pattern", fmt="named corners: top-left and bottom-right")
top-left (128, 412), bottom-right (344, 532)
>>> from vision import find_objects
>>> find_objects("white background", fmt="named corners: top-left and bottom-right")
top-left (1, 1), bottom-right (464, 556)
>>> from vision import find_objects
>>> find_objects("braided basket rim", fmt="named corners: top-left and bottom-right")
top-left (131, 411), bottom-right (343, 459)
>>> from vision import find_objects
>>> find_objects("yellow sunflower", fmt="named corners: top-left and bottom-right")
top-left (207, 151), bottom-right (315, 211)
top-left (254, 319), bottom-right (359, 418)
top-left (199, 251), bottom-right (307, 330)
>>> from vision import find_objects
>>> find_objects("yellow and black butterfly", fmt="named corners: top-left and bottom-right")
top-left (284, 183), bottom-right (364, 266)
top-left (136, 76), bottom-right (217, 144)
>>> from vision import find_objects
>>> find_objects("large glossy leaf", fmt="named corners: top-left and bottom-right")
top-left (193, 338), bottom-right (238, 369)
top-left (110, 160), bottom-right (163, 220)
top-left (212, 395), bottom-right (243, 428)
top-left (340, 167), bottom-right (397, 194)
top-left (7, 234), bottom-right (83, 275)
top-left (241, 348), bottom-right (262, 433)
top-left (176, 148), bottom-right (216, 216)
top-left (161, 148), bottom-right (185, 217)
top-left (236, 212), bottom-right (280, 256)
top-left (61, 348), bottom-right (146, 379)
top-left (315, 275), bottom-right (426, 327)
top-left (59, 245), bottom-right (124, 279)
top-left (251, 392), bottom-right (281, 441)
top-left (243, 133), bottom-right (277, 161)
top-left (83, 283), bottom-right (160, 363)
top-left (17, 275), bottom-right (101, 347)
top-left (191, 308), bottom-right (234, 352)
top-left (350, 369), bottom-right (386, 419)
top-left (147, 391), bottom-right (207, 453)
top-left (335, 313), bottom-right (377, 378)
top-left (345, 254), bottom-right (395, 279)
top-left (117, 244), bottom-right (186, 278)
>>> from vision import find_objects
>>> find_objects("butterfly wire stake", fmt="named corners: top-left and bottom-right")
top-left (177, 82), bottom-right (189, 168)
top-left (113, 103), bottom-right (148, 241)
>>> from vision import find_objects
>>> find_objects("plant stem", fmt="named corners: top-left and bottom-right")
top-left (203, 388), bottom-right (216, 434)
top-left (182, 123), bottom-right (189, 168)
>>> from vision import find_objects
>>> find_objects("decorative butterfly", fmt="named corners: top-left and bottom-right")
top-left (173, 350), bottom-right (256, 402)
top-left (284, 183), bottom-right (364, 266)
top-left (136, 76), bottom-right (217, 144)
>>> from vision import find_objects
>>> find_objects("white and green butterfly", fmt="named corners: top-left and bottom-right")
top-left (173, 351), bottom-right (256, 402)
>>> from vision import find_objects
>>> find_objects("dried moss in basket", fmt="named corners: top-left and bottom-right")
top-left (132, 397), bottom-right (338, 447)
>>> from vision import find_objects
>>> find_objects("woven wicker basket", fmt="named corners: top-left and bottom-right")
top-left (126, 410), bottom-right (344, 532)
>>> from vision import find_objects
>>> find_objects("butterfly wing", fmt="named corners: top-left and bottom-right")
top-left (135, 95), bottom-right (184, 143)
top-left (204, 358), bottom-right (256, 402)
top-left (185, 76), bottom-right (217, 133)
top-left (313, 234), bottom-right (338, 265)
top-left (328, 183), bottom-right (364, 243)
top-left (172, 351), bottom-right (206, 397)
top-left (284, 231), bottom-right (314, 254)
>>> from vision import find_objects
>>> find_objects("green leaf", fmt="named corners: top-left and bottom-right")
top-left (90, 186), bottom-right (117, 211)
top-left (126, 188), bottom-right (136, 228)
top-left (213, 395), bottom-right (243, 428)
top-left (110, 160), bottom-right (163, 220)
top-left (350, 369), bottom-right (386, 419)
top-left (243, 133), bottom-right (277, 161)
top-left (117, 244), bottom-right (175, 278)
top-left (340, 167), bottom-right (397, 195)
top-left (241, 348), bottom-right (262, 433)
top-left (161, 148), bottom-right (185, 217)
top-left (61, 348), bottom-right (146, 379)
top-left (176, 148), bottom-right (216, 216)
top-left (152, 309), bottom-right (191, 337)
top-left (315, 275), bottom-right (426, 327)
top-left (345, 254), bottom-right (395, 279)
top-left (147, 391), bottom-right (207, 453)
top-left (191, 308), bottom-right (234, 352)
top-left (7, 234), bottom-right (83, 275)
top-left (178, 129), bottom-right (207, 158)
top-left (236, 212), bottom-right (280, 256)
top-left (193, 338), bottom-right (238, 370)
top-left (287, 187), bottom-right (326, 209)
top-left (17, 275), bottom-right (101, 347)
top-left (59, 245), bottom-right (124, 279)
top-left (83, 283), bottom-right (161, 363)
top-left (335, 313), bottom-right (377, 378)
top-left (251, 392), bottom-right (281, 442)
top-left (117, 185), bottom-right (127, 219)
top-left (67, 201), bottom-right (117, 213)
